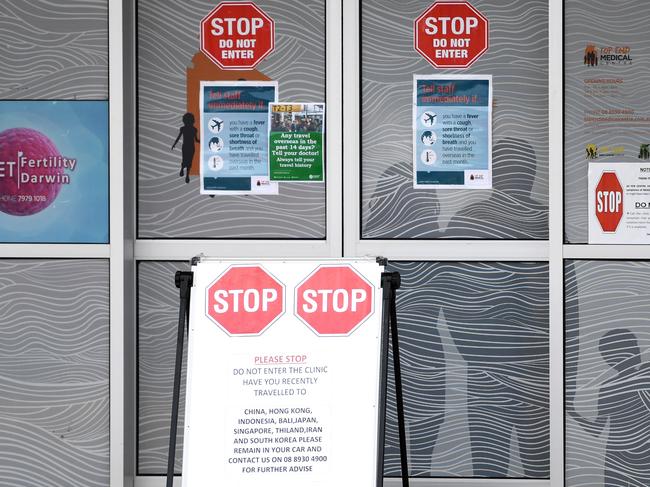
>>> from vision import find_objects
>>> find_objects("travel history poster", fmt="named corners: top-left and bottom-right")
top-left (268, 103), bottom-right (325, 182)
top-left (413, 75), bottom-right (492, 189)
top-left (0, 101), bottom-right (108, 243)
top-left (200, 81), bottom-right (278, 195)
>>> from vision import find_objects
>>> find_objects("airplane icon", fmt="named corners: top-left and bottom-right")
top-left (209, 118), bottom-right (224, 133)
top-left (423, 112), bottom-right (437, 126)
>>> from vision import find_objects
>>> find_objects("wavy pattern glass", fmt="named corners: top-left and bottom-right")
top-left (565, 260), bottom-right (650, 486)
top-left (138, 261), bottom-right (189, 474)
top-left (0, 0), bottom-right (108, 99)
top-left (564, 0), bottom-right (650, 243)
top-left (384, 261), bottom-right (549, 478)
top-left (361, 0), bottom-right (548, 239)
top-left (0, 259), bottom-right (109, 486)
top-left (137, 0), bottom-right (326, 239)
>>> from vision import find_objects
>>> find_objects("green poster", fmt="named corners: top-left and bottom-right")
top-left (268, 103), bottom-right (325, 182)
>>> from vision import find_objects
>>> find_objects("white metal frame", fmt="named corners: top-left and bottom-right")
top-left (110, 1), bottom-right (127, 486)
top-left (134, 0), bottom-right (643, 486)
top-left (134, 0), bottom-right (342, 262)
top-left (548, 1), bottom-right (563, 486)
top-left (342, 0), bottom-right (548, 263)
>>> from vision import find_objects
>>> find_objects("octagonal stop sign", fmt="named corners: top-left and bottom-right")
top-left (200, 2), bottom-right (275, 70)
top-left (595, 171), bottom-right (624, 233)
top-left (296, 265), bottom-right (374, 336)
top-left (206, 265), bottom-right (284, 335)
top-left (414, 1), bottom-right (488, 68)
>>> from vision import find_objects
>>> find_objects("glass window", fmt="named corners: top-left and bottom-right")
top-left (0, 0), bottom-right (108, 100)
top-left (360, 0), bottom-right (548, 239)
top-left (565, 260), bottom-right (650, 486)
top-left (385, 261), bottom-right (549, 478)
top-left (136, 0), bottom-right (327, 239)
top-left (137, 260), bottom-right (189, 474)
top-left (0, 259), bottom-right (110, 486)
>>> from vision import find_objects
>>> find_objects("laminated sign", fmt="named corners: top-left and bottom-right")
top-left (183, 260), bottom-right (385, 487)
top-left (200, 2), bottom-right (275, 70)
top-left (413, 75), bottom-right (492, 189)
top-left (268, 103), bottom-right (325, 182)
top-left (414, 1), bottom-right (489, 68)
top-left (588, 162), bottom-right (650, 243)
top-left (199, 81), bottom-right (278, 195)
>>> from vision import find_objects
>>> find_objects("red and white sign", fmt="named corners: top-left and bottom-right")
top-left (205, 265), bottom-right (284, 335)
top-left (587, 163), bottom-right (650, 244)
top-left (414, 1), bottom-right (489, 68)
top-left (185, 259), bottom-right (384, 487)
top-left (295, 265), bottom-right (374, 336)
top-left (200, 2), bottom-right (275, 70)
top-left (595, 171), bottom-right (623, 233)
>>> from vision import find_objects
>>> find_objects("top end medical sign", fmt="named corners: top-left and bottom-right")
top-left (415, 2), bottom-right (488, 68)
top-left (200, 2), bottom-right (275, 70)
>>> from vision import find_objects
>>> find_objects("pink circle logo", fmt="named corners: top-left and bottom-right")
top-left (0, 128), bottom-right (67, 216)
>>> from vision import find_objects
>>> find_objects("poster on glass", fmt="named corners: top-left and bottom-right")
top-left (200, 81), bottom-right (278, 195)
top-left (413, 74), bottom-right (492, 189)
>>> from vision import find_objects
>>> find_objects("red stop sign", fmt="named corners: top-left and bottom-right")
top-left (295, 265), bottom-right (374, 336)
top-left (200, 2), bottom-right (275, 70)
top-left (414, 2), bottom-right (488, 68)
top-left (595, 172), bottom-right (624, 233)
top-left (206, 265), bottom-right (284, 335)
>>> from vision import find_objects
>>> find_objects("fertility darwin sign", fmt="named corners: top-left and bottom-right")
top-left (414, 1), bottom-right (489, 68)
top-left (200, 2), bottom-right (275, 70)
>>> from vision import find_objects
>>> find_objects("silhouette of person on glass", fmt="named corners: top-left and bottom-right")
top-left (443, 137), bottom-right (548, 239)
top-left (441, 140), bottom-right (549, 476)
top-left (172, 112), bottom-right (199, 183)
top-left (568, 328), bottom-right (650, 486)
top-left (440, 264), bottom-right (549, 477)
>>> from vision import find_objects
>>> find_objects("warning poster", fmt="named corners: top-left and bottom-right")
top-left (200, 81), bottom-right (278, 195)
top-left (268, 103), bottom-right (325, 182)
top-left (413, 74), bottom-right (492, 189)
top-left (588, 162), bottom-right (650, 243)
top-left (183, 260), bottom-right (384, 487)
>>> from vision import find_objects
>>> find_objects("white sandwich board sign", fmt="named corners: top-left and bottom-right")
top-left (182, 259), bottom-right (385, 486)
